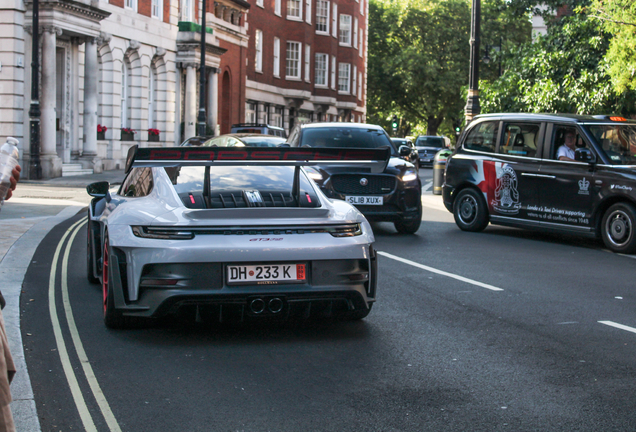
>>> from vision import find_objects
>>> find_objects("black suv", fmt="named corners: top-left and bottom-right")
top-left (443, 113), bottom-right (636, 253)
top-left (415, 135), bottom-right (448, 167)
top-left (288, 122), bottom-right (422, 233)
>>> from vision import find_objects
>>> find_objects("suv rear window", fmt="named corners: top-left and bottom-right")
top-left (301, 127), bottom-right (396, 154)
top-left (415, 136), bottom-right (444, 148)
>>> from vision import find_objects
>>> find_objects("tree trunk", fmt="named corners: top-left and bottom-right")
top-left (426, 115), bottom-right (444, 136)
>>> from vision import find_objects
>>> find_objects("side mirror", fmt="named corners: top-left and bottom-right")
top-left (278, 143), bottom-right (291, 147)
top-left (575, 148), bottom-right (595, 163)
top-left (87, 181), bottom-right (110, 198)
top-left (399, 145), bottom-right (412, 157)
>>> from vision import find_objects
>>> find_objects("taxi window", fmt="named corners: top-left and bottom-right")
top-left (498, 123), bottom-right (540, 157)
top-left (586, 124), bottom-right (636, 165)
top-left (464, 121), bottom-right (498, 153)
top-left (551, 126), bottom-right (587, 161)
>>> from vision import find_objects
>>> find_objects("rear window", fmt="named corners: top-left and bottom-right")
top-left (415, 136), bottom-right (444, 148)
top-left (300, 127), bottom-right (396, 155)
top-left (165, 166), bottom-right (319, 208)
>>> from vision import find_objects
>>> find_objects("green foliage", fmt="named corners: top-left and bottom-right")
top-left (367, 0), bottom-right (532, 136)
top-left (481, 11), bottom-right (636, 116)
top-left (588, 0), bottom-right (636, 92)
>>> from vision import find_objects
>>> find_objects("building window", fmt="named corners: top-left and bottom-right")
top-left (125, 0), bottom-right (137, 11)
top-left (148, 66), bottom-right (157, 129)
top-left (354, 18), bottom-right (358, 48)
top-left (358, 71), bottom-right (363, 100)
top-left (151, 0), bottom-right (162, 19)
top-left (273, 37), bottom-right (280, 77)
top-left (181, 0), bottom-right (194, 21)
top-left (306, 0), bottom-right (312, 23)
top-left (273, 106), bottom-right (284, 127)
top-left (332, 4), bottom-right (337, 38)
top-left (352, 65), bottom-right (357, 96)
top-left (275, 0), bottom-right (281, 15)
top-left (121, 61), bottom-right (129, 129)
top-left (316, 0), bottom-right (329, 33)
top-left (360, 0), bottom-right (364, 15)
top-left (339, 15), bottom-right (351, 45)
top-left (257, 0), bottom-right (264, 7)
top-left (315, 53), bottom-right (328, 86)
top-left (359, 28), bottom-right (364, 57)
top-left (287, 0), bottom-right (302, 19)
top-left (331, 55), bottom-right (336, 89)
top-left (338, 63), bottom-right (350, 93)
top-left (286, 41), bottom-right (301, 79)
top-left (246, 102), bottom-right (257, 123)
top-left (255, 30), bottom-right (263, 72)
top-left (304, 45), bottom-right (311, 82)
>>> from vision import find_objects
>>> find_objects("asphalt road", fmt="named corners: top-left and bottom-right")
top-left (19, 169), bottom-right (636, 431)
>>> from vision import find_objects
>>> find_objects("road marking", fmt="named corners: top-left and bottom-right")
top-left (49, 218), bottom-right (98, 432)
top-left (422, 181), bottom-right (433, 192)
top-left (63, 221), bottom-right (122, 432)
top-left (378, 251), bottom-right (504, 291)
top-left (598, 321), bottom-right (636, 334)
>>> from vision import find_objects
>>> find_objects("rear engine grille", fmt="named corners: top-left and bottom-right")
top-left (209, 192), bottom-right (296, 208)
top-left (331, 174), bottom-right (396, 194)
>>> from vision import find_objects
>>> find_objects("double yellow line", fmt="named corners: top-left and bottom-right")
top-left (48, 218), bottom-right (121, 432)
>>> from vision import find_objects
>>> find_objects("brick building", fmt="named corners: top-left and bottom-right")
top-left (0, 0), bottom-right (366, 178)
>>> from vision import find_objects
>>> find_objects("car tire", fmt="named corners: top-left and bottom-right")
top-left (86, 217), bottom-right (100, 284)
top-left (453, 188), bottom-right (489, 232)
top-left (394, 200), bottom-right (422, 234)
top-left (341, 303), bottom-right (373, 321)
top-left (601, 202), bottom-right (636, 254)
top-left (102, 232), bottom-right (131, 329)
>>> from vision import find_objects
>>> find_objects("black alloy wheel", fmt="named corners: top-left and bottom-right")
top-left (394, 200), bottom-right (422, 234)
top-left (601, 202), bottom-right (636, 254)
top-left (453, 188), bottom-right (489, 232)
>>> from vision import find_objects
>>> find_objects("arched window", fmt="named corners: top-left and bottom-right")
top-left (121, 61), bottom-right (129, 129)
top-left (148, 65), bottom-right (157, 129)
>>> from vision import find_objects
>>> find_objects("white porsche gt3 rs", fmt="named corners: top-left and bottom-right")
top-left (86, 145), bottom-right (388, 328)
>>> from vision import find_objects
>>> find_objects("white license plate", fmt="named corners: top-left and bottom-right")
top-left (227, 264), bottom-right (306, 285)
top-left (346, 196), bottom-right (383, 205)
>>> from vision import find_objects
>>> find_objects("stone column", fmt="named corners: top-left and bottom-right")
top-left (82, 37), bottom-right (98, 157)
top-left (207, 68), bottom-right (218, 135)
top-left (184, 63), bottom-right (197, 139)
top-left (41, 26), bottom-right (62, 178)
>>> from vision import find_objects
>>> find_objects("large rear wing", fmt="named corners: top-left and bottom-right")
top-left (125, 145), bottom-right (390, 174)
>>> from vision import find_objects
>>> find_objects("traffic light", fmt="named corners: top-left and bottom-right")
top-left (391, 115), bottom-right (398, 135)
top-left (455, 126), bottom-right (461, 136)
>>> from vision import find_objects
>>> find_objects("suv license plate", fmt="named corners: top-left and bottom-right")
top-left (227, 264), bottom-right (306, 285)
top-left (346, 196), bottom-right (383, 205)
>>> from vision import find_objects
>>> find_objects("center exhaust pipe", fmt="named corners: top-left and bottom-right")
top-left (250, 298), bottom-right (266, 314)
top-left (268, 298), bottom-right (284, 314)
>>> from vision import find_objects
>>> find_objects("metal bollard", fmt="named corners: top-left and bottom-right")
top-left (432, 149), bottom-right (452, 195)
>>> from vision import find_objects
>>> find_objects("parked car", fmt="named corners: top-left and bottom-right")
top-left (391, 137), bottom-right (419, 167)
top-left (86, 145), bottom-right (386, 328)
top-left (231, 123), bottom-right (287, 138)
top-left (287, 122), bottom-right (422, 234)
top-left (182, 133), bottom-right (287, 147)
top-left (443, 113), bottom-right (636, 253)
top-left (179, 136), bottom-right (210, 147)
top-left (415, 135), bottom-right (448, 167)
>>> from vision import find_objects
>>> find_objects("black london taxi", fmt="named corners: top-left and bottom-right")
top-left (442, 113), bottom-right (636, 253)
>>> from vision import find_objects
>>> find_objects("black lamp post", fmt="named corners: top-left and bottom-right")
top-left (197, 0), bottom-right (207, 137)
top-left (464, 0), bottom-right (481, 123)
top-left (28, 0), bottom-right (42, 179)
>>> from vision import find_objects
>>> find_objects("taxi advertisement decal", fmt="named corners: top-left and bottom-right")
top-left (492, 162), bottom-right (521, 215)
top-left (467, 159), bottom-right (499, 213)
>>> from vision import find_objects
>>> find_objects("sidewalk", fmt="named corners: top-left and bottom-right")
top-left (0, 170), bottom-right (125, 431)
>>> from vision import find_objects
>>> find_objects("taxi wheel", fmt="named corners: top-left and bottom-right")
top-left (453, 188), bottom-right (489, 232)
top-left (601, 203), bottom-right (636, 254)
top-left (86, 218), bottom-right (99, 284)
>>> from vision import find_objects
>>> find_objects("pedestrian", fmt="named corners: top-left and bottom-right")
top-left (0, 164), bottom-right (20, 432)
